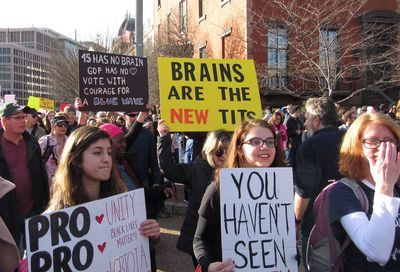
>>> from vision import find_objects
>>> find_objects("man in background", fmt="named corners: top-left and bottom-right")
top-left (0, 102), bottom-right (49, 250)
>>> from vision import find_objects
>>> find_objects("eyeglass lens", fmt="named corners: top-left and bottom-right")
top-left (246, 137), bottom-right (276, 147)
top-left (362, 138), bottom-right (399, 149)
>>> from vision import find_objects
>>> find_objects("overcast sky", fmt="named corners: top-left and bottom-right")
top-left (1, 0), bottom-right (152, 42)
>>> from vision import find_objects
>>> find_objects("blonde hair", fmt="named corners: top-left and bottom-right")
top-left (339, 112), bottom-right (400, 180)
top-left (48, 126), bottom-right (126, 211)
top-left (201, 130), bottom-right (231, 168)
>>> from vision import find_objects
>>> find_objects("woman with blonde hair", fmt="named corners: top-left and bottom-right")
top-left (47, 126), bottom-right (160, 240)
top-left (329, 112), bottom-right (400, 271)
top-left (193, 119), bottom-right (285, 272)
top-left (157, 120), bottom-right (231, 267)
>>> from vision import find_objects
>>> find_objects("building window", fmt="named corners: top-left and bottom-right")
top-left (199, 0), bottom-right (205, 18)
top-left (179, 0), bottom-right (188, 33)
top-left (22, 31), bottom-right (34, 42)
top-left (319, 29), bottom-right (338, 72)
top-left (267, 27), bottom-right (287, 89)
top-left (9, 31), bottom-right (20, 42)
top-left (0, 32), bottom-right (6, 42)
top-left (199, 46), bottom-right (207, 58)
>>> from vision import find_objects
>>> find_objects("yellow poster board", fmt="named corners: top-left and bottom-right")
top-left (39, 97), bottom-right (55, 110)
top-left (27, 96), bottom-right (40, 110)
top-left (158, 57), bottom-right (262, 131)
top-left (27, 96), bottom-right (55, 110)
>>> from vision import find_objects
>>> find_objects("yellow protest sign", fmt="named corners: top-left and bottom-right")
top-left (158, 57), bottom-right (262, 131)
top-left (27, 96), bottom-right (40, 110)
top-left (39, 97), bottom-right (55, 110)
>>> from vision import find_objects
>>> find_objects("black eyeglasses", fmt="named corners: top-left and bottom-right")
top-left (362, 138), bottom-right (399, 149)
top-left (55, 122), bottom-right (68, 128)
top-left (127, 113), bottom-right (138, 118)
top-left (214, 149), bottom-right (226, 158)
top-left (242, 137), bottom-right (277, 148)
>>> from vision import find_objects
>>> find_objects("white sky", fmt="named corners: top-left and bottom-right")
top-left (1, 0), bottom-right (152, 42)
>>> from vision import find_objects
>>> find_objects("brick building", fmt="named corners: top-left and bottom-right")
top-left (154, 0), bottom-right (400, 107)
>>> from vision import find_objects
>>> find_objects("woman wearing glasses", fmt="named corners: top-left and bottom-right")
top-left (38, 114), bottom-right (68, 186)
top-left (157, 120), bottom-right (231, 268)
top-left (193, 119), bottom-right (285, 272)
top-left (329, 112), bottom-right (400, 271)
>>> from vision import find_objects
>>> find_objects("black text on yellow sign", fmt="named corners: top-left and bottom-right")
top-left (158, 58), bottom-right (262, 132)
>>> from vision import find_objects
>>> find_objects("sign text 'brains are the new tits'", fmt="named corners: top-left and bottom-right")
top-left (158, 58), bottom-right (262, 131)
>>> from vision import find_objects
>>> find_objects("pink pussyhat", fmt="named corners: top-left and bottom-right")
top-left (99, 123), bottom-right (123, 139)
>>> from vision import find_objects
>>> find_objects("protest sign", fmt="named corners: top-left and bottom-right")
top-left (79, 50), bottom-right (148, 112)
top-left (220, 168), bottom-right (297, 272)
top-left (25, 189), bottom-right (150, 272)
top-left (158, 57), bottom-right (262, 131)
top-left (4, 94), bottom-right (16, 104)
top-left (39, 97), bottom-right (55, 110)
top-left (28, 96), bottom-right (55, 110)
top-left (28, 96), bottom-right (40, 109)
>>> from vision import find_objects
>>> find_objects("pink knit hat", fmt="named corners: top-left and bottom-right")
top-left (99, 123), bottom-right (123, 139)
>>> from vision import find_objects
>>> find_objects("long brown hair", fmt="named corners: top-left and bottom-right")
top-left (48, 126), bottom-right (126, 211)
top-left (215, 119), bottom-right (285, 186)
top-left (339, 112), bottom-right (400, 181)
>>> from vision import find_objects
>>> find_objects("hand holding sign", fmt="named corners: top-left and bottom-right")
top-left (208, 259), bottom-right (235, 272)
top-left (157, 120), bottom-right (170, 137)
top-left (139, 219), bottom-right (160, 239)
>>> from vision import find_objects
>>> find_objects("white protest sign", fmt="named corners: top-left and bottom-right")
top-left (220, 168), bottom-right (297, 272)
top-left (4, 94), bottom-right (16, 104)
top-left (25, 189), bottom-right (150, 272)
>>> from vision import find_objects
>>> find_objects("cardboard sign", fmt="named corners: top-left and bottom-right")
top-left (28, 96), bottom-right (55, 110)
top-left (158, 57), bottom-right (262, 132)
top-left (220, 168), bottom-right (298, 272)
top-left (39, 97), bottom-right (55, 110)
top-left (25, 189), bottom-right (150, 272)
top-left (27, 96), bottom-right (40, 110)
top-left (4, 94), bottom-right (16, 104)
top-left (79, 50), bottom-right (149, 112)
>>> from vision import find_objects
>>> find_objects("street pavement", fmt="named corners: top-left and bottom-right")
top-left (155, 183), bottom-right (193, 272)
top-left (155, 215), bottom-right (193, 272)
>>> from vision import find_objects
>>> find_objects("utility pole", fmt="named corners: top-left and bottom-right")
top-left (135, 0), bottom-right (143, 57)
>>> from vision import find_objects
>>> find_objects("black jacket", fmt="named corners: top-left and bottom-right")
top-left (286, 117), bottom-right (304, 149)
top-left (295, 126), bottom-right (345, 237)
top-left (157, 134), bottom-right (213, 255)
top-left (0, 130), bottom-right (49, 231)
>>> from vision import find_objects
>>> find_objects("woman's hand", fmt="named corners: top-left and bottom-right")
top-left (208, 259), bottom-right (235, 272)
top-left (368, 141), bottom-right (400, 196)
top-left (139, 219), bottom-right (160, 239)
top-left (157, 120), bottom-right (170, 137)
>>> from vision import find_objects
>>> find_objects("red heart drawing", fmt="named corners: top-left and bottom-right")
top-left (129, 67), bottom-right (137, 76)
top-left (95, 214), bottom-right (104, 224)
top-left (98, 242), bottom-right (106, 253)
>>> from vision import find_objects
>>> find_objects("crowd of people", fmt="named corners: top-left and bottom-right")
top-left (0, 97), bottom-right (399, 272)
